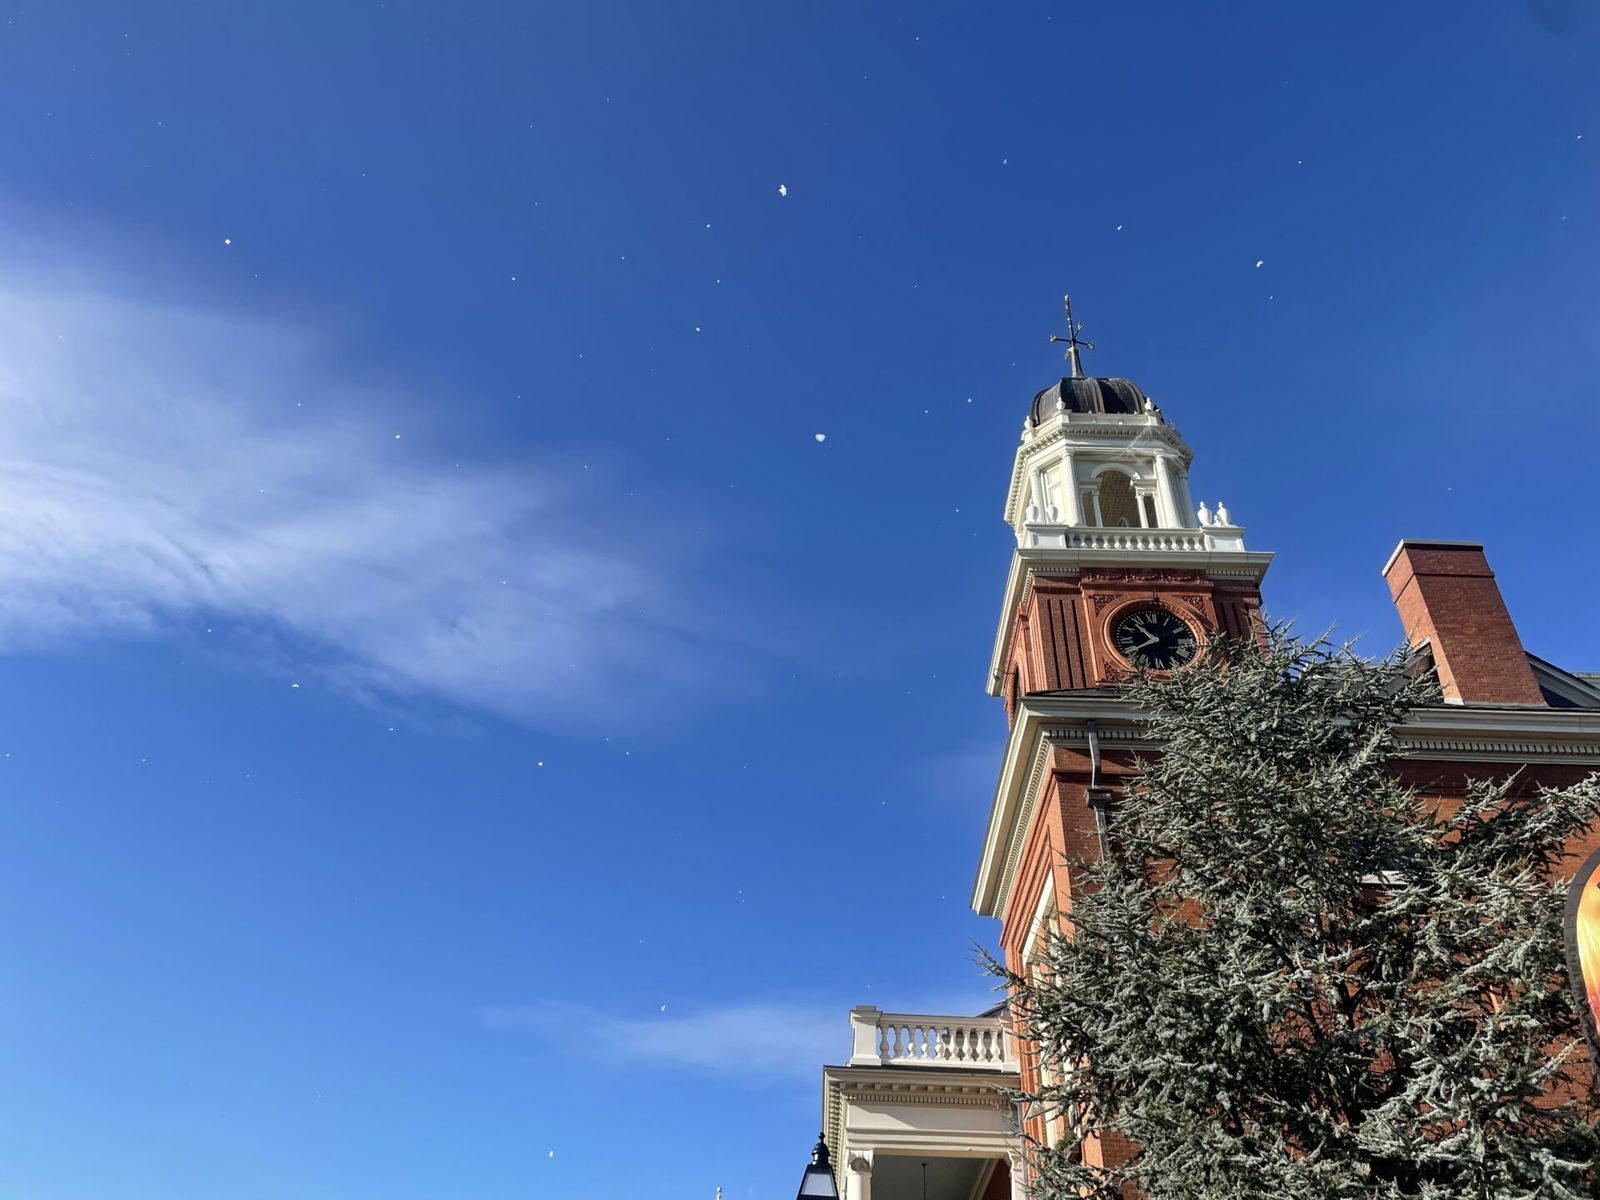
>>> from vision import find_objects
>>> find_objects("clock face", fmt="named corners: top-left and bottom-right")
top-left (1112, 607), bottom-right (1199, 671)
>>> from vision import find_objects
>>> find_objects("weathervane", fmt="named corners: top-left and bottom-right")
top-left (1050, 294), bottom-right (1094, 379)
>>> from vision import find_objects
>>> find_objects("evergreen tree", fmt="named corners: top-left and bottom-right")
top-left (992, 631), bottom-right (1600, 1200)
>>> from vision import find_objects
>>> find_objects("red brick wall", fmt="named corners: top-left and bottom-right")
top-left (1005, 569), bottom-right (1263, 697)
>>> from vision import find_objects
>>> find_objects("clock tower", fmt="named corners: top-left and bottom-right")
top-left (988, 300), bottom-right (1272, 716)
top-left (974, 300), bottom-right (1275, 1172)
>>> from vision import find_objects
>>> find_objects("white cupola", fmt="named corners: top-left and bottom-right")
top-left (1003, 302), bottom-right (1248, 554)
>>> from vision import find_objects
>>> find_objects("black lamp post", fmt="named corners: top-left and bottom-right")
top-left (794, 1132), bottom-right (840, 1199)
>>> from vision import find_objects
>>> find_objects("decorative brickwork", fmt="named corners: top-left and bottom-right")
top-left (1003, 567), bottom-right (1263, 696)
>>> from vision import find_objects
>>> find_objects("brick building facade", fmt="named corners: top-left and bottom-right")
top-left (819, 345), bottom-right (1600, 1199)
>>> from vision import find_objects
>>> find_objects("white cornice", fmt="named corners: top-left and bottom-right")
top-left (971, 697), bottom-right (1150, 919)
top-left (1396, 705), bottom-right (1600, 762)
top-left (825, 1069), bottom-right (1019, 1097)
top-left (823, 1065), bottom-right (1021, 1164)
top-left (970, 699), bottom-right (1600, 920)
top-left (984, 548), bottom-right (1275, 695)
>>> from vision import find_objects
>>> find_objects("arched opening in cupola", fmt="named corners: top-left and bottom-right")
top-left (1093, 469), bottom-right (1139, 528)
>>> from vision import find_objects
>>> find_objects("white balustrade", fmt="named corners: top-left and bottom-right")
top-left (847, 1006), bottom-right (1018, 1070)
top-left (1063, 530), bottom-right (1206, 552)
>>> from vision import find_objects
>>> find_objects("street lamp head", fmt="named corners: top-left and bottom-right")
top-left (794, 1132), bottom-right (839, 1199)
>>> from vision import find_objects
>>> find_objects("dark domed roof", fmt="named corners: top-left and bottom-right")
top-left (1030, 376), bottom-right (1150, 426)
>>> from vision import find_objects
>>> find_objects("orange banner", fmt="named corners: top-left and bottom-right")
top-left (1565, 847), bottom-right (1600, 1065)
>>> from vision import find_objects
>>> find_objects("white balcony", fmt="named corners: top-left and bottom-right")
top-left (826, 1006), bottom-right (1024, 1200)
top-left (847, 1006), bottom-right (1018, 1071)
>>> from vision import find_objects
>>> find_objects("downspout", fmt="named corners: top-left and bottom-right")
top-left (1084, 719), bottom-right (1111, 861)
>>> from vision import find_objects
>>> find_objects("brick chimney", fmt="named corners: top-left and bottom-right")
top-left (1382, 540), bottom-right (1544, 706)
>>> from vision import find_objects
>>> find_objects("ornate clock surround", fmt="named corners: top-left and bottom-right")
top-left (1081, 567), bottom-right (1214, 684)
top-left (1006, 565), bottom-right (1262, 694)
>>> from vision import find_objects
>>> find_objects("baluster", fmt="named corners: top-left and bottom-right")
top-left (890, 1023), bottom-right (904, 1060)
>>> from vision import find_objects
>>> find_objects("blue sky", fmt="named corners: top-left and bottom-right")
top-left (0, 2), bottom-right (1597, 1197)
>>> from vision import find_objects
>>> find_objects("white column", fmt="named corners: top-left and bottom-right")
top-left (1008, 1149), bottom-right (1028, 1200)
top-left (1153, 454), bottom-right (1184, 528)
top-left (1059, 451), bottom-right (1084, 525)
top-left (1026, 471), bottom-right (1046, 522)
top-left (1170, 459), bottom-right (1197, 527)
top-left (847, 1150), bottom-right (873, 1200)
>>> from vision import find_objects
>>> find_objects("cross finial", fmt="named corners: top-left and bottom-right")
top-left (1049, 294), bottom-right (1095, 379)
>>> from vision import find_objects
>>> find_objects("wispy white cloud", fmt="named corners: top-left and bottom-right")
top-left (478, 1001), bottom-right (847, 1083)
top-left (0, 259), bottom-right (732, 727)
top-left (479, 991), bottom-right (1005, 1083)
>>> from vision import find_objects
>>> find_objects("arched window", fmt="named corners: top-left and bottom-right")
top-left (1095, 470), bottom-right (1139, 528)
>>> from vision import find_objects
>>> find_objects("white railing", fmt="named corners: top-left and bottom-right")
top-left (1064, 530), bottom-right (1205, 551)
top-left (847, 1006), bottom-right (1018, 1070)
